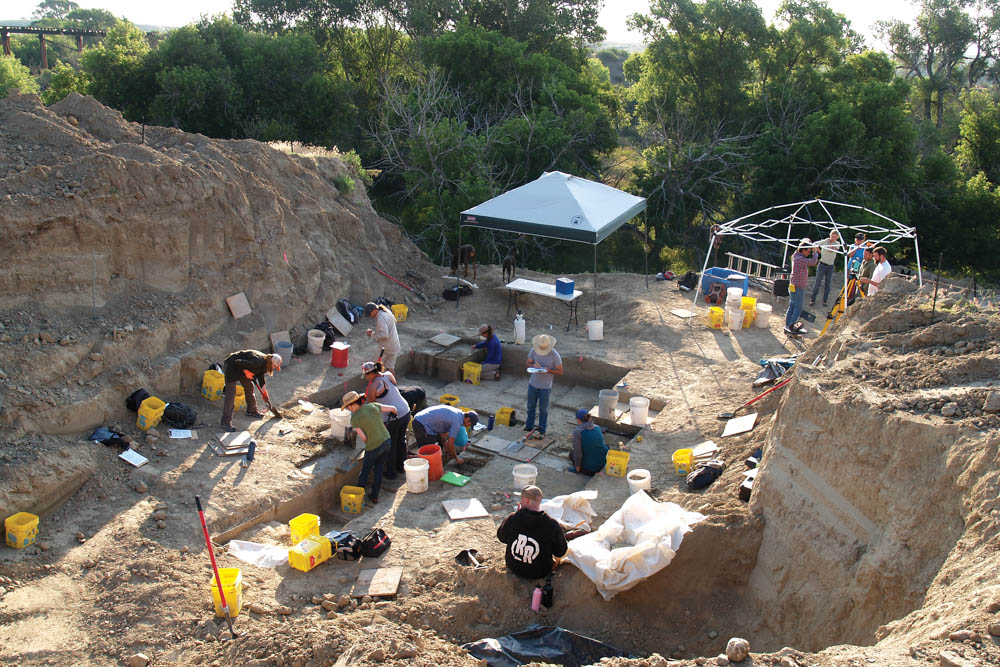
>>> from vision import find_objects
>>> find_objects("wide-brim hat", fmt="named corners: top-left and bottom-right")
top-left (341, 390), bottom-right (363, 408)
top-left (532, 334), bottom-right (555, 356)
top-left (798, 237), bottom-right (812, 249)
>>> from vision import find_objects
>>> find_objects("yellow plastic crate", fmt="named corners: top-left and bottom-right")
top-left (495, 407), bottom-right (515, 426)
top-left (137, 396), bottom-right (167, 431)
top-left (706, 307), bottom-right (724, 329)
top-left (201, 369), bottom-right (225, 401)
top-left (289, 513), bottom-right (320, 545)
top-left (672, 448), bottom-right (693, 476)
top-left (5, 512), bottom-right (39, 549)
top-left (605, 450), bottom-right (630, 477)
top-left (462, 362), bottom-right (482, 385)
top-left (340, 485), bottom-right (365, 514)
top-left (289, 535), bottom-right (332, 573)
top-left (210, 567), bottom-right (243, 617)
top-left (234, 384), bottom-right (246, 411)
top-left (740, 296), bottom-right (757, 311)
top-left (439, 393), bottom-right (460, 406)
top-left (391, 304), bottom-right (408, 322)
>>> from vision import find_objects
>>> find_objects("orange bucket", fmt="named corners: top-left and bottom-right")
top-left (418, 444), bottom-right (444, 481)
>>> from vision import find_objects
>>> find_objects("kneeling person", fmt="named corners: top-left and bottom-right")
top-left (497, 485), bottom-right (567, 579)
top-left (571, 409), bottom-right (608, 475)
top-left (411, 404), bottom-right (478, 465)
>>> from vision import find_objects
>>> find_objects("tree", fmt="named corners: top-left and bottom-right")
top-left (956, 88), bottom-right (1000, 182)
top-left (32, 0), bottom-right (80, 20)
top-left (0, 54), bottom-right (40, 96)
top-left (66, 8), bottom-right (118, 31)
top-left (79, 20), bottom-right (153, 121)
top-left (42, 61), bottom-right (90, 103)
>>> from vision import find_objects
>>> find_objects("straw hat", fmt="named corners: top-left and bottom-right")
top-left (798, 237), bottom-right (812, 249)
top-left (532, 334), bottom-right (555, 356)
top-left (341, 390), bottom-right (363, 408)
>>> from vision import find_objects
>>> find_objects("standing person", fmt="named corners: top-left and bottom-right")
top-left (857, 246), bottom-right (876, 296)
top-left (810, 229), bottom-right (840, 307)
top-left (848, 232), bottom-right (867, 273)
top-left (785, 239), bottom-right (819, 334)
top-left (341, 391), bottom-right (396, 504)
top-left (570, 409), bottom-right (609, 475)
top-left (860, 247), bottom-right (892, 296)
top-left (364, 302), bottom-right (401, 373)
top-left (411, 404), bottom-right (479, 465)
top-left (472, 324), bottom-right (503, 380)
top-left (220, 350), bottom-right (281, 432)
top-left (362, 361), bottom-right (411, 479)
top-left (524, 335), bottom-right (563, 439)
top-left (497, 485), bottom-right (567, 579)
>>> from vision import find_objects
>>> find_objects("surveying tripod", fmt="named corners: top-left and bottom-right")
top-left (820, 272), bottom-right (866, 335)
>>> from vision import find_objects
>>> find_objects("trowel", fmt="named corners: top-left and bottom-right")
top-left (455, 548), bottom-right (487, 569)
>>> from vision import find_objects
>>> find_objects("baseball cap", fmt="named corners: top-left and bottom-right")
top-left (361, 361), bottom-right (377, 374)
top-left (576, 408), bottom-right (590, 420)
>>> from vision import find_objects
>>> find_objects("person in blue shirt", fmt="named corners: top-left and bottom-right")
top-left (472, 323), bottom-right (503, 380)
top-left (412, 404), bottom-right (479, 465)
top-left (570, 409), bottom-right (609, 475)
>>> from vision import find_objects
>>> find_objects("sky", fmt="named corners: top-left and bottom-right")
top-left (4, 0), bottom-right (917, 47)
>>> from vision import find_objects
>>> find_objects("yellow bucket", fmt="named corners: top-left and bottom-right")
top-left (439, 393), bottom-right (460, 406)
top-left (210, 567), bottom-right (243, 617)
top-left (462, 362), bottom-right (482, 385)
top-left (234, 384), bottom-right (246, 411)
top-left (5, 512), bottom-right (39, 549)
top-left (706, 307), bottom-right (724, 329)
top-left (741, 296), bottom-right (757, 311)
top-left (288, 536), bottom-right (332, 572)
top-left (201, 370), bottom-right (225, 401)
top-left (605, 450), bottom-right (630, 477)
top-left (289, 513), bottom-right (319, 545)
top-left (496, 407), bottom-right (515, 426)
top-left (673, 448), bottom-right (693, 476)
top-left (137, 396), bottom-right (166, 431)
top-left (391, 304), bottom-right (408, 322)
top-left (340, 485), bottom-right (365, 514)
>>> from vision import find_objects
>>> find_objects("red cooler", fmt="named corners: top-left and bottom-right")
top-left (330, 342), bottom-right (350, 368)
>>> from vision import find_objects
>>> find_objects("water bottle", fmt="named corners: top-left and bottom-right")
top-left (531, 584), bottom-right (542, 611)
top-left (541, 575), bottom-right (553, 608)
top-left (487, 415), bottom-right (495, 430)
top-left (514, 311), bottom-right (526, 345)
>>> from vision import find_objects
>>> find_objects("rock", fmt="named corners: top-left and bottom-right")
top-left (716, 656), bottom-right (730, 666)
top-left (38, 332), bottom-right (54, 343)
top-left (152, 510), bottom-right (167, 520)
top-left (134, 481), bottom-right (147, 493)
top-left (988, 622), bottom-right (1000, 636)
top-left (248, 602), bottom-right (268, 614)
top-left (38, 542), bottom-right (49, 551)
top-left (941, 402), bottom-right (959, 417)
top-left (89, 352), bottom-right (103, 362)
top-left (938, 650), bottom-right (976, 667)
top-left (311, 596), bottom-right (323, 605)
top-left (276, 605), bottom-right (292, 615)
top-left (156, 520), bottom-right (166, 529)
top-left (948, 629), bottom-right (973, 642)
top-left (322, 600), bottom-right (337, 611)
top-left (127, 653), bottom-right (150, 667)
top-left (368, 648), bottom-right (385, 662)
top-left (984, 391), bottom-right (1000, 413)
top-left (708, 630), bottom-right (719, 639)
top-left (337, 594), bottom-right (351, 608)
top-left (726, 638), bottom-right (750, 663)
top-left (75, 531), bottom-right (85, 542)
top-left (779, 658), bottom-right (798, 667)
top-left (396, 645), bottom-right (417, 659)
top-left (362, 595), bottom-right (373, 604)
top-left (647, 655), bottom-right (668, 667)
top-left (180, 546), bottom-right (189, 553)
top-left (59, 337), bottom-right (72, 346)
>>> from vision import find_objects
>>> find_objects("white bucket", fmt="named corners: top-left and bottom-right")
top-left (629, 396), bottom-right (649, 426)
top-left (598, 389), bottom-right (619, 419)
top-left (587, 320), bottom-right (604, 341)
top-left (627, 469), bottom-right (651, 495)
top-left (512, 463), bottom-right (537, 489)
top-left (755, 303), bottom-right (773, 328)
top-left (726, 286), bottom-right (743, 304)
top-left (307, 329), bottom-right (325, 355)
top-left (329, 408), bottom-right (351, 439)
top-left (275, 340), bottom-right (293, 366)
top-left (404, 458), bottom-right (429, 494)
top-left (726, 306), bottom-right (743, 330)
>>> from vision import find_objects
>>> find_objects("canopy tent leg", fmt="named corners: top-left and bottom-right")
top-left (913, 234), bottom-right (923, 287)
top-left (456, 225), bottom-right (462, 309)
top-left (692, 229), bottom-right (715, 308)
top-left (644, 211), bottom-right (649, 290)
top-left (593, 243), bottom-right (598, 321)
top-left (781, 221), bottom-right (792, 269)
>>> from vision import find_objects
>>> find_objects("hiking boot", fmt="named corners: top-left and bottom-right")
top-left (367, 494), bottom-right (379, 505)
top-left (247, 410), bottom-right (267, 418)
top-left (809, 298), bottom-right (815, 306)
top-left (220, 424), bottom-right (236, 433)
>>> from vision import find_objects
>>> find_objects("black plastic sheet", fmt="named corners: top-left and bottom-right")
top-left (462, 624), bottom-right (630, 667)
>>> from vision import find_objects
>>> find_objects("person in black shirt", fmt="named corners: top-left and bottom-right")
top-left (220, 350), bottom-right (281, 431)
top-left (496, 485), bottom-right (567, 579)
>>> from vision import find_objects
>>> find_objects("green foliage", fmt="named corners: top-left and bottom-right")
top-left (956, 89), bottom-right (1000, 182)
top-left (41, 61), bottom-right (90, 103)
top-left (80, 20), bottom-right (153, 120)
top-left (32, 0), bottom-right (80, 20)
top-left (333, 174), bottom-right (356, 193)
top-left (0, 55), bottom-right (40, 96)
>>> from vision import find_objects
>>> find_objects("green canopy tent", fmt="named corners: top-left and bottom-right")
top-left (458, 171), bottom-right (648, 320)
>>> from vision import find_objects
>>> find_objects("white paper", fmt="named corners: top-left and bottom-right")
top-left (228, 540), bottom-right (288, 568)
top-left (297, 400), bottom-right (316, 412)
top-left (527, 367), bottom-right (547, 374)
top-left (472, 423), bottom-right (487, 432)
top-left (119, 449), bottom-right (149, 467)
top-left (168, 429), bottom-right (193, 439)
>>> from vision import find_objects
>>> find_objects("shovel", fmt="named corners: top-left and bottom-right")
top-left (717, 377), bottom-right (793, 419)
top-left (456, 548), bottom-right (487, 569)
top-left (254, 377), bottom-right (283, 420)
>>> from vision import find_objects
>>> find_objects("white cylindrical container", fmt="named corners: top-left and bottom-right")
top-left (726, 286), bottom-right (743, 304)
top-left (307, 329), bottom-right (325, 355)
top-left (587, 320), bottom-right (604, 341)
top-left (755, 303), bottom-right (773, 328)
top-left (598, 389), bottom-right (619, 419)
top-left (276, 340), bottom-right (293, 366)
top-left (404, 458), bottom-right (429, 493)
top-left (627, 468), bottom-right (651, 495)
top-left (512, 463), bottom-right (537, 489)
top-left (514, 313), bottom-right (526, 344)
top-left (629, 396), bottom-right (649, 426)
top-left (329, 408), bottom-right (351, 439)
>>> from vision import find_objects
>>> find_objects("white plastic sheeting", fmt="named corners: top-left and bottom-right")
top-left (566, 491), bottom-right (705, 600)
top-left (540, 490), bottom-right (598, 531)
top-left (227, 540), bottom-right (288, 568)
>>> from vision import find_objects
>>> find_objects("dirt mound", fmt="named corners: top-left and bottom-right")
top-left (0, 92), bottom-right (436, 439)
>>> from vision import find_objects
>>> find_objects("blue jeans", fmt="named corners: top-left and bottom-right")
top-left (525, 385), bottom-right (551, 434)
top-left (811, 262), bottom-right (835, 303)
top-left (785, 288), bottom-right (804, 327)
top-left (358, 439), bottom-right (391, 500)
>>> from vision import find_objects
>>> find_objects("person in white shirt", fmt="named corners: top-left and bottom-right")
top-left (810, 230), bottom-right (840, 307)
top-left (364, 302), bottom-right (402, 372)
top-left (861, 247), bottom-right (892, 295)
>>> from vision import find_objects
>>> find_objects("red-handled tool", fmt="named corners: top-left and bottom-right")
top-left (372, 266), bottom-right (428, 303)
top-left (717, 376), bottom-right (794, 419)
top-left (195, 495), bottom-right (238, 639)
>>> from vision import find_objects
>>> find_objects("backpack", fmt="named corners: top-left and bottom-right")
top-left (314, 321), bottom-right (336, 350)
top-left (678, 271), bottom-right (698, 291)
top-left (442, 285), bottom-right (472, 301)
top-left (397, 386), bottom-right (426, 413)
top-left (686, 459), bottom-right (725, 491)
top-left (359, 528), bottom-right (391, 558)
top-left (163, 402), bottom-right (197, 428)
top-left (126, 388), bottom-right (150, 412)
top-left (333, 533), bottom-right (361, 561)
top-left (773, 279), bottom-right (789, 297)
top-left (336, 298), bottom-right (358, 324)
top-left (375, 296), bottom-right (395, 308)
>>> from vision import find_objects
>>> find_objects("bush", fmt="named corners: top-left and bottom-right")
top-left (333, 174), bottom-right (355, 194)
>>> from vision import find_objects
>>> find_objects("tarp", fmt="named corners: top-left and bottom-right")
top-left (462, 625), bottom-right (630, 667)
top-left (540, 490), bottom-right (598, 532)
top-left (566, 491), bottom-right (705, 600)
top-left (460, 171), bottom-right (646, 244)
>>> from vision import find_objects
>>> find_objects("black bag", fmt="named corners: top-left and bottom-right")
top-left (773, 279), bottom-right (789, 297)
top-left (334, 533), bottom-right (361, 561)
top-left (398, 386), bottom-right (426, 413)
top-left (442, 285), bottom-right (472, 301)
top-left (314, 321), bottom-right (337, 350)
top-left (678, 271), bottom-right (698, 291)
top-left (375, 296), bottom-right (395, 308)
top-left (686, 459), bottom-right (724, 491)
top-left (336, 298), bottom-right (358, 324)
top-left (360, 528), bottom-right (391, 558)
top-left (126, 388), bottom-right (150, 412)
top-left (163, 402), bottom-right (197, 428)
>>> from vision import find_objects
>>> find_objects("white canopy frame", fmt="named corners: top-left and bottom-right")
top-left (694, 199), bottom-right (923, 308)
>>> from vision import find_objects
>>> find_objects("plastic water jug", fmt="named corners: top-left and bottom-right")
top-left (514, 312), bottom-right (526, 344)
